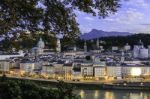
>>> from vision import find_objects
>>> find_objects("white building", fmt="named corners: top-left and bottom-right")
top-left (94, 63), bottom-right (106, 79)
top-left (63, 63), bottom-right (73, 80)
top-left (37, 38), bottom-right (45, 49)
top-left (0, 60), bottom-right (10, 72)
top-left (56, 38), bottom-right (61, 52)
top-left (148, 45), bottom-right (150, 58)
top-left (73, 46), bottom-right (77, 52)
top-left (41, 64), bottom-right (55, 74)
top-left (133, 45), bottom-right (140, 58)
top-left (84, 41), bottom-right (87, 52)
top-left (124, 43), bottom-right (131, 51)
top-left (53, 61), bottom-right (64, 77)
top-left (32, 38), bottom-right (45, 55)
top-left (133, 40), bottom-right (149, 59)
top-left (139, 48), bottom-right (148, 59)
top-left (81, 64), bottom-right (93, 77)
top-left (112, 46), bottom-right (118, 51)
top-left (20, 61), bottom-right (37, 73)
top-left (0, 51), bottom-right (24, 60)
top-left (72, 71), bottom-right (82, 81)
top-left (96, 39), bottom-right (100, 49)
top-left (122, 63), bottom-right (150, 77)
top-left (107, 63), bottom-right (122, 79)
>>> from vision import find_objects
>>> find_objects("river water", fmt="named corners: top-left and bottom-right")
top-left (75, 90), bottom-right (150, 99)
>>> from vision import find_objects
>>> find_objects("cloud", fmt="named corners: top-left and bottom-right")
top-left (104, 8), bottom-right (144, 24)
top-left (79, 25), bottom-right (92, 33)
top-left (126, 0), bottom-right (149, 9)
top-left (84, 16), bottom-right (94, 21)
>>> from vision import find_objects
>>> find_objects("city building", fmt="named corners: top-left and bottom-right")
top-left (133, 40), bottom-right (149, 59)
top-left (124, 43), bottom-right (131, 51)
top-left (72, 64), bottom-right (82, 81)
top-left (93, 62), bottom-right (106, 80)
top-left (0, 50), bottom-right (24, 60)
top-left (31, 38), bottom-right (45, 56)
top-left (81, 63), bottom-right (93, 78)
top-left (107, 63), bottom-right (122, 80)
top-left (0, 60), bottom-right (10, 72)
top-left (84, 41), bottom-right (87, 52)
top-left (41, 64), bottom-right (55, 78)
top-left (20, 60), bottom-right (38, 74)
top-left (63, 63), bottom-right (73, 80)
top-left (56, 38), bottom-right (61, 53)
top-left (122, 63), bottom-right (150, 78)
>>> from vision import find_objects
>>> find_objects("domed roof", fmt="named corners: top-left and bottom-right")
top-left (37, 38), bottom-right (45, 48)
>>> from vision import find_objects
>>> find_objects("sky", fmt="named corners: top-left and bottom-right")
top-left (76, 0), bottom-right (150, 34)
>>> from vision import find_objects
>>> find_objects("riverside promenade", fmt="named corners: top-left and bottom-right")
top-left (2, 75), bottom-right (150, 90)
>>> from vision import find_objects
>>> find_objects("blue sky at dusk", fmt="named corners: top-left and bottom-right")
top-left (76, 0), bottom-right (150, 34)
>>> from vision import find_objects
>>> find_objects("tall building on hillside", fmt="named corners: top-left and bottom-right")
top-left (37, 38), bottom-right (45, 49)
top-left (96, 39), bottom-right (99, 49)
top-left (84, 41), bottom-right (87, 52)
top-left (121, 51), bottom-right (125, 63)
top-left (56, 38), bottom-right (61, 53)
top-left (32, 37), bottom-right (45, 56)
top-left (124, 43), bottom-right (131, 51)
top-left (73, 45), bottom-right (77, 51)
top-left (148, 45), bottom-right (150, 58)
top-left (133, 40), bottom-right (149, 59)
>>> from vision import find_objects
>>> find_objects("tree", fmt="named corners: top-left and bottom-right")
top-left (86, 56), bottom-right (91, 61)
top-left (0, 81), bottom-right (22, 99)
top-left (0, 0), bottom-right (121, 40)
top-left (0, 80), bottom-right (81, 99)
top-left (0, 0), bottom-right (42, 34)
top-left (56, 81), bottom-right (80, 99)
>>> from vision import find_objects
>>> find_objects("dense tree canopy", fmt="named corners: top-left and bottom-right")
top-left (0, 0), bottom-right (121, 38)
top-left (0, 0), bottom-right (121, 50)
top-left (0, 77), bottom-right (80, 99)
top-left (81, 34), bottom-right (150, 50)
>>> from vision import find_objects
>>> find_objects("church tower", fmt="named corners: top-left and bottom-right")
top-left (84, 41), bottom-right (87, 52)
top-left (37, 37), bottom-right (45, 55)
top-left (96, 38), bottom-right (99, 49)
top-left (73, 45), bottom-right (77, 52)
top-left (56, 38), bottom-right (61, 52)
top-left (37, 38), bottom-right (45, 49)
top-left (121, 50), bottom-right (125, 63)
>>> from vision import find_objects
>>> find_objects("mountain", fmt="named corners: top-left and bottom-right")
top-left (80, 29), bottom-right (131, 40)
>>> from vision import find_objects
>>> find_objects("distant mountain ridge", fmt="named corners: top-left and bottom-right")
top-left (80, 29), bottom-right (131, 40)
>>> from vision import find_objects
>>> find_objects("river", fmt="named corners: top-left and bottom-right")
top-left (74, 90), bottom-right (150, 99)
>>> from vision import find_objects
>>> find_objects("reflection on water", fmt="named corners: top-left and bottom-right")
top-left (94, 90), bottom-right (99, 99)
top-left (105, 91), bottom-right (114, 99)
top-left (79, 90), bottom-right (85, 99)
top-left (75, 90), bottom-right (150, 99)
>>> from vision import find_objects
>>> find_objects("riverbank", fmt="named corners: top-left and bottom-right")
top-left (3, 76), bottom-right (150, 90)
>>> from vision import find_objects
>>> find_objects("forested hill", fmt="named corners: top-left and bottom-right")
top-left (98, 34), bottom-right (150, 49)
top-left (78, 34), bottom-right (150, 50)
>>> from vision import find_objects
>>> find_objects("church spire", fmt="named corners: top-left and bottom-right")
top-left (96, 38), bottom-right (99, 49)
top-left (37, 37), bottom-right (45, 49)
top-left (84, 40), bottom-right (87, 52)
top-left (56, 38), bottom-right (61, 53)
